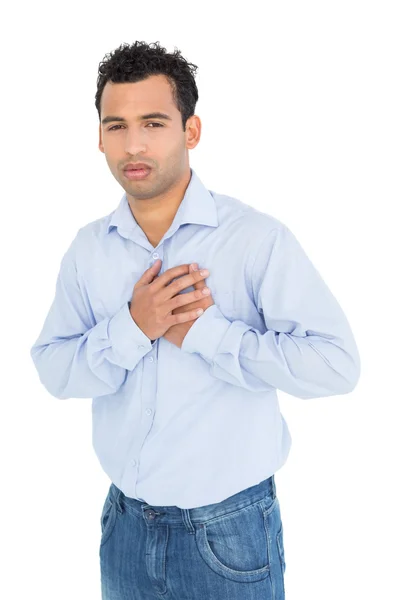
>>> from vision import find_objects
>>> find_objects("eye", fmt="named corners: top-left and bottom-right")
top-left (108, 122), bottom-right (164, 131)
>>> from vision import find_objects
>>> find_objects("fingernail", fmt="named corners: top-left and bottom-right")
top-left (191, 263), bottom-right (199, 271)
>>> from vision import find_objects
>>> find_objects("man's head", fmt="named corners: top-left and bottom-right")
top-left (96, 41), bottom-right (201, 203)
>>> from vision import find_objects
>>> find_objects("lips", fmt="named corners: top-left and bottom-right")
top-left (123, 167), bottom-right (152, 181)
top-left (123, 163), bottom-right (151, 171)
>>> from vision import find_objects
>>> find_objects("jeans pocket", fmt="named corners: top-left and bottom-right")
top-left (100, 489), bottom-right (117, 547)
top-left (195, 499), bottom-right (274, 583)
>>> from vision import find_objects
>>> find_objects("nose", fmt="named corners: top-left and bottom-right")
top-left (124, 128), bottom-right (147, 156)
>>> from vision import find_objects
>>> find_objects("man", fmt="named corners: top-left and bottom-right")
top-left (30, 41), bottom-right (360, 599)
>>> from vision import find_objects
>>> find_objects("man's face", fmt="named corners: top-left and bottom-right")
top-left (98, 74), bottom-right (200, 202)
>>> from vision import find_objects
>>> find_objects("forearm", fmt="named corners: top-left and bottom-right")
top-left (30, 302), bottom-right (154, 399)
top-left (181, 304), bottom-right (360, 399)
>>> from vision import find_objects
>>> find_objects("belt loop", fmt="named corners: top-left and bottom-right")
top-left (181, 508), bottom-right (196, 534)
top-left (271, 474), bottom-right (276, 499)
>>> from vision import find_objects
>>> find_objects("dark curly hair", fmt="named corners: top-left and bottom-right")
top-left (95, 41), bottom-right (199, 132)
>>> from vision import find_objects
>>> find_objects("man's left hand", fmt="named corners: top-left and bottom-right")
top-left (163, 264), bottom-right (214, 348)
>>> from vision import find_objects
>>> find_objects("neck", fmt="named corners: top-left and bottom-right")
top-left (128, 168), bottom-right (191, 247)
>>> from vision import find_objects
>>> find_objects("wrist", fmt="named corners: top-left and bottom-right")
top-left (128, 301), bottom-right (156, 343)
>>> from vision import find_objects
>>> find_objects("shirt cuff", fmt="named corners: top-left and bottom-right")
top-left (180, 303), bottom-right (231, 362)
top-left (108, 302), bottom-right (154, 370)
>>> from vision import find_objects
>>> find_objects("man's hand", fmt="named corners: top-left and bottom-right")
top-left (129, 261), bottom-right (210, 341)
top-left (163, 264), bottom-right (214, 348)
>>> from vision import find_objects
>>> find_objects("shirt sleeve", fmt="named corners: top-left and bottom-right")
top-left (30, 233), bottom-right (154, 400)
top-left (180, 225), bottom-right (361, 399)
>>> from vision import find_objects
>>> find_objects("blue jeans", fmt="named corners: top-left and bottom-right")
top-left (99, 475), bottom-right (286, 599)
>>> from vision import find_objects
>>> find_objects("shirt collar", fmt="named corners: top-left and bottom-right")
top-left (106, 168), bottom-right (219, 238)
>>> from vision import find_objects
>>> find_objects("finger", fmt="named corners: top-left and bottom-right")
top-left (190, 263), bottom-right (207, 289)
top-left (150, 263), bottom-right (192, 292)
top-left (135, 259), bottom-right (162, 288)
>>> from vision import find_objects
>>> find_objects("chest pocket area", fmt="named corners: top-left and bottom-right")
top-left (87, 268), bottom-right (143, 320)
top-left (215, 287), bottom-right (259, 325)
top-left (213, 290), bottom-right (239, 321)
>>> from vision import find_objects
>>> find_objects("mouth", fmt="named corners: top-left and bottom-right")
top-left (123, 167), bottom-right (152, 181)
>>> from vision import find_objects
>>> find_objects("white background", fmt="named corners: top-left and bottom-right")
top-left (1, 1), bottom-right (399, 598)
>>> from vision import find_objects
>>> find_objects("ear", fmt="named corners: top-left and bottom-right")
top-left (98, 123), bottom-right (104, 153)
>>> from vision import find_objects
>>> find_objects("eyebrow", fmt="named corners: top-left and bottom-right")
top-left (101, 112), bottom-right (172, 125)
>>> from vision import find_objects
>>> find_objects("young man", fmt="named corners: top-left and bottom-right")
top-left (30, 41), bottom-right (360, 599)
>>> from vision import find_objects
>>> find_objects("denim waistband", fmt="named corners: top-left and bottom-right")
top-left (109, 475), bottom-right (276, 530)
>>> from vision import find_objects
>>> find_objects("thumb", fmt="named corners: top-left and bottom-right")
top-left (135, 258), bottom-right (162, 287)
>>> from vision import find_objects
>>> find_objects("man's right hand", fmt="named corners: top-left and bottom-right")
top-left (129, 259), bottom-right (211, 341)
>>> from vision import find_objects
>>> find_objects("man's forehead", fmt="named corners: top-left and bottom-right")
top-left (101, 78), bottom-right (175, 114)
top-left (103, 76), bottom-right (171, 97)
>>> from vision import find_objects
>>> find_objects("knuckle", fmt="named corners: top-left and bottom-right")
top-left (175, 279), bottom-right (185, 292)
top-left (173, 294), bottom-right (183, 307)
top-left (171, 280), bottom-right (181, 292)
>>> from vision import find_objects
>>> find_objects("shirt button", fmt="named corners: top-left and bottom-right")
top-left (145, 408), bottom-right (152, 416)
top-left (131, 460), bottom-right (136, 467)
top-left (152, 252), bottom-right (159, 259)
top-left (149, 357), bottom-right (154, 363)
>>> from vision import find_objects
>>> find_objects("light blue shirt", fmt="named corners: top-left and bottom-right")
top-left (30, 168), bottom-right (360, 508)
